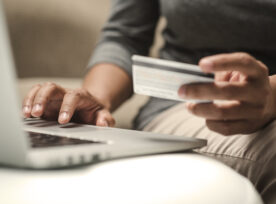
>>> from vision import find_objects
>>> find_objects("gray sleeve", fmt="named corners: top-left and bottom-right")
top-left (87, 0), bottom-right (160, 77)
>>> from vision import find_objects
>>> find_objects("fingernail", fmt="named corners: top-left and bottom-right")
top-left (22, 106), bottom-right (31, 118)
top-left (59, 112), bottom-right (69, 123)
top-left (33, 104), bottom-right (42, 113)
top-left (200, 59), bottom-right (214, 72)
top-left (23, 106), bottom-right (31, 114)
top-left (178, 86), bottom-right (186, 98)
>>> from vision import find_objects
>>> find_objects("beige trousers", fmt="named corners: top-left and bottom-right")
top-left (143, 103), bottom-right (276, 204)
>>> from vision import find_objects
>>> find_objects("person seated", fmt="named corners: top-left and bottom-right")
top-left (22, 1), bottom-right (276, 203)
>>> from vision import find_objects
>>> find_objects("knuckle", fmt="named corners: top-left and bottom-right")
top-left (67, 89), bottom-right (81, 98)
top-left (238, 53), bottom-right (253, 66)
top-left (44, 82), bottom-right (56, 88)
top-left (74, 91), bottom-right (82, 98)
top-left (34, 95), bottom-right (47, 104)
top-left (261, 65), bottom-right (269, 76)
top-left (256, 60), bottom-right (269, 76)
top-left (66, 89), bottom-right (74, 95)
top-left (72, 88), bottom-right (88, 97)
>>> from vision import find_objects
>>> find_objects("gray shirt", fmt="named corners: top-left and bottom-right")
top-left (88, 0), bottom-right (276, 130)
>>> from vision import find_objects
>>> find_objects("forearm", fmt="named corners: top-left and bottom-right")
top-left (82, 64), bottom-right (133, 112)
top-left (81, 1), bottom-right (159, 112)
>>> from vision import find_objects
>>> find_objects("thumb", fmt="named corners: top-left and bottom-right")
top-left (95, 109), bottom-right (116, 127)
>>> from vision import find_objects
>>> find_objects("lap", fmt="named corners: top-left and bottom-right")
top-left (143, 103), bottom-right (276, 204)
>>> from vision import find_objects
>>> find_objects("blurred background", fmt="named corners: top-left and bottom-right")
top-left (4, 0), bottom-right (110, 78)
top-left (3, 0), bottom-right (164, 128)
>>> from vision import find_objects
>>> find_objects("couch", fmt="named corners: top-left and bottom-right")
top-left (3, 0), bottom-right (166, 129)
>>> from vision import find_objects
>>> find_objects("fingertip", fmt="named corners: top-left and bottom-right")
top-left (95, 109), bottom-right (116, 127)
top-left (58, 120), bottom-right (66, 125)
top-left (22, 106), bottom-right (31, 118)
top-left (178, 85), bottom-right (187, 98)
top-left (185, 102), bottom-right (196, 112)
top-left (31, 104), bottom-right (43, 117)
top-left (96, 119), bottom-right (109, 127)
top-left (199, 58), bottom-right (214, 72)
top-left (23, 113), bottom-right (31, 119)
top-left (58, 112), bottom-right (70, 124)
top-left (184, 102), bottom-right (189, 109)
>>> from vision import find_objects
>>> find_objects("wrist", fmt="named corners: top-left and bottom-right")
top-left (82, 64), bottom-right (133, 112)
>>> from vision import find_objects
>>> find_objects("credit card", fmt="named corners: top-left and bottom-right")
top-left (132, 55), bottom-right (214, 102)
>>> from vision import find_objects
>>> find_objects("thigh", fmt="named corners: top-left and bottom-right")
top-left (143, 103), bottom-right (276, 204)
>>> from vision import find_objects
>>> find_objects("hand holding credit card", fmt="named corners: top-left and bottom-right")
top-left (132, 55), bottom-right (214, 102)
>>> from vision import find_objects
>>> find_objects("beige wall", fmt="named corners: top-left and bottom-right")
top-left (4, 0), bottom-right (111, 78)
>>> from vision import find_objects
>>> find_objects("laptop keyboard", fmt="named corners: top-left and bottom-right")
top-left (28, 132), bottom-right (103, 148)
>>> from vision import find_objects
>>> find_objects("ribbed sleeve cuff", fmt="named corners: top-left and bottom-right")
top-left (87, 41), bottom-right (133, 77)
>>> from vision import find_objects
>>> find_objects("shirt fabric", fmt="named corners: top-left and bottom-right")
top-left (88, 0), bottom-right (276, 130)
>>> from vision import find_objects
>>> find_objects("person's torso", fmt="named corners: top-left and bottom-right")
top-left (159, 0), bottom-right (276, 73)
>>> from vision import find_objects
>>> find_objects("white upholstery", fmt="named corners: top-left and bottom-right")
top-left (0, 154), bottom-right (263, 204)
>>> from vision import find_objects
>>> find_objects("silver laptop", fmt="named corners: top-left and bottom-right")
top-left (0, 1), bottom-right (206, 169)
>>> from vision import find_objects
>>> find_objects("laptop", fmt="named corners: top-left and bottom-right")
top-left (0, 1), bottom-right (206, 169)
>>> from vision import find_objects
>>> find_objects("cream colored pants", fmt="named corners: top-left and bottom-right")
top-left (143, 103), bottom-right (276, 204)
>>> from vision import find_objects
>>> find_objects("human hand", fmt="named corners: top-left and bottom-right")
top-left (22, 82), bottom-right (115, 127)
top-left (178, 53), bottom-right (276, 135)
